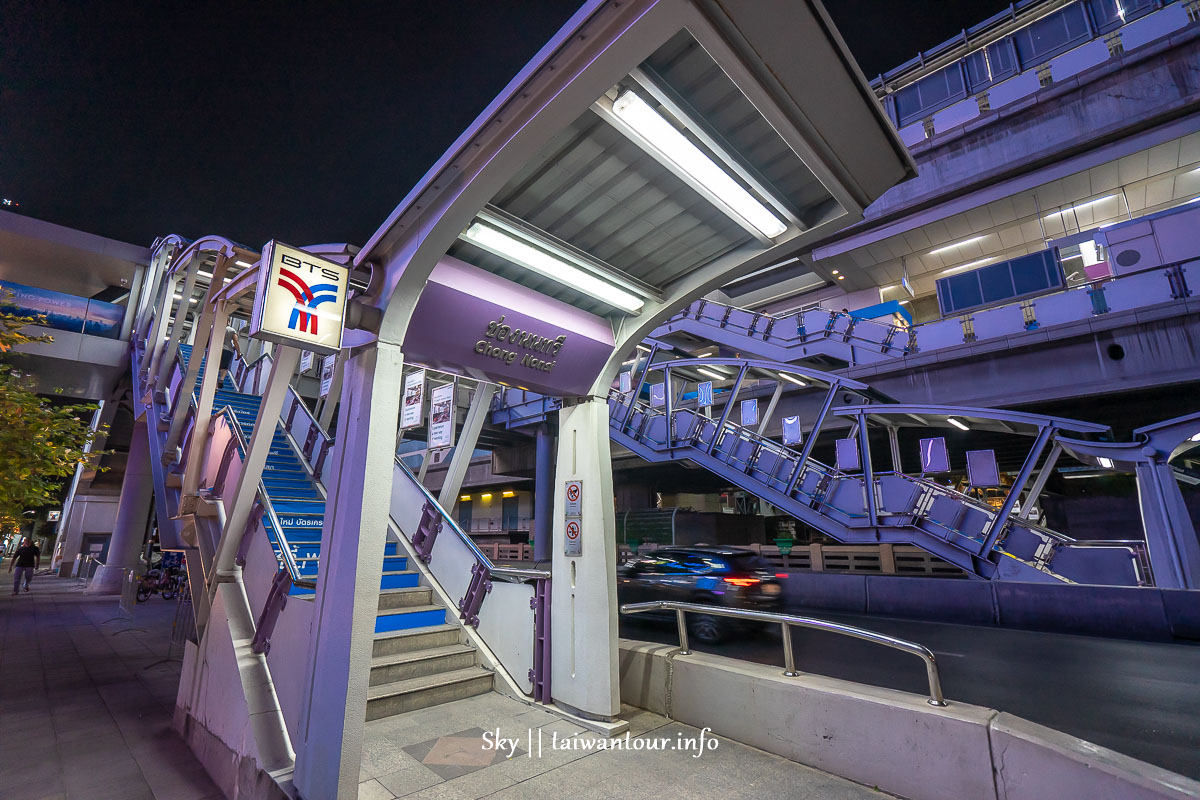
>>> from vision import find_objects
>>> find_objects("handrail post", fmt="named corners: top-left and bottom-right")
top-left (781, 622), bottom-right (799, 676)
top-left (675, 607), bottom-right (691, 655)
top-left (924, 651), bottom-right (947, 707)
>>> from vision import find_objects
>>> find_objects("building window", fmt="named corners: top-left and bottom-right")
top-left (1013, 4), bottom-right (1091, 69)
top-left (458, 500), bottom-right (473, 531)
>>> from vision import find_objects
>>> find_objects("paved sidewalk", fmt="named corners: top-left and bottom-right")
top-left (0, 576), bottom-right (221, 800)
top-left (359, 692), bottom-right (892, 799)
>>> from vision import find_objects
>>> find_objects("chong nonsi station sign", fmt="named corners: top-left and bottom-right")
top-left (403, 256), bottom-right (616, 397)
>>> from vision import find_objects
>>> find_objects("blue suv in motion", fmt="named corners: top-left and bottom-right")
top-left (617, 546), bottom-right (783, 644)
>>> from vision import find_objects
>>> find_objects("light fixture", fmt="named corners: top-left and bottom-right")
top-left (1097, 457), bottom-right (1114, 469)
top-left (635, 344), bottom-right (652, 353)
top-left (235, 259), bottom-right (253, 267)
top-left (940, 257), bottom-right (997, 276)
top-left (1043, 195), bottom-right (1118, 221)
top-left (837, 275), bottom-right (845, 281)
top-left (197, 270), bottom-right (213, 279)
top-left (929, 235), bottom-right (987, 256)
top-left (462, 222), bottom-right (644, 312)
top-left (831, 269), bottom-right (840, 275)
top-left (727, 257), bottom-right (799, 285)
top-left (697, 367), bottom-right (726, 381)
top-left (1189, 432), bottom-right (1200, 442)
top-left (480, 493), bottom-right (493, 501)
top-left (609, 90), bottom-right (787, 239)
top-left (502, 490), bottom-right (516, 498)
top-left (946, 417), bottom-right (970, 431)
top-left (778, 372), bottom-right (808, 387)
top-left (459, 494), bottom-right (471, 502)
top-left (899, 299), bottom-right (911, 305)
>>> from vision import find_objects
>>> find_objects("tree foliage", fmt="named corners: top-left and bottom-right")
top-left (0, 290), bottom-right (105, 533)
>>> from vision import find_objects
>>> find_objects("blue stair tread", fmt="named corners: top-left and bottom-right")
top-left (375, 606), bottom-right (446, 633)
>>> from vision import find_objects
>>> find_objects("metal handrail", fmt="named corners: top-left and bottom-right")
top-left (393, 456), bottom-right (550, 582)
top-left (210, 405), bottom-right (316, 590)
top-left (620, 600), bottom-right (947, 707)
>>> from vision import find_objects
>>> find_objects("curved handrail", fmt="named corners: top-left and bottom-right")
top-left (620, 600), bottom-right (946, 707)
top-left (393, 456), bottom-right (550, 582)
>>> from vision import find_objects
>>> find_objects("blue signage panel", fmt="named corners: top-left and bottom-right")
top-left (919, 437), bottom-right (951, 473)
top-left (649, 383), bottom-right (665, 407)
top-left (740, 399), bottom-right (758, 427)
top-left (697, 381), bottom-right (714, 408)
top-left (782, 415), bottom-right (802, 446)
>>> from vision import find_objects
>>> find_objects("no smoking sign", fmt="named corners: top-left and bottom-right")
top-left (564, 479), bottom-right (583, 556)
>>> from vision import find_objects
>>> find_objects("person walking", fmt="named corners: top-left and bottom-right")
top-left (9, 536), bottom-right (40, 594)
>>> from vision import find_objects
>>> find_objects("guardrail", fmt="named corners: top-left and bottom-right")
top-left (620, 600), bottom-right (947, 707)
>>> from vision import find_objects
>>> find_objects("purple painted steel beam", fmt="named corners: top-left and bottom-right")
top-left (251, 568), bottom-right (292, 656)
top-left (314, 437), bottom-right (334, 481)
top-left (411, 501), bottom-right (442, 563)
top-left (235, 501), bottom-right (266, 567)
top-left (457, 562), bottom-right (491, 628)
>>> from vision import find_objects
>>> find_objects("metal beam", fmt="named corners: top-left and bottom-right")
top-left (980, 425), bottom-right (1053, 556)
top-left (210, 345), bottom-right (301, 587)
top-left (706, 363), bottom-right (748, 455)
top-left (858, 411), bottom-right (877, 528)
top-left (181, 301), bottom-right (233, 507)
top-left (437, 382), bottom-right (498, 507)
top-left (1020, 442), bottom-right (1062, 520)
top-left (786, 385), bottom-right (838, 494)
top-left (154, 260), bottom-right (202, 390)
top-left (757, 382), bottom-right (783, 436)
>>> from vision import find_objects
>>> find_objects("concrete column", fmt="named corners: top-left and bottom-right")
top-left (533, 423), bottom-right (555, 562)
top-left (294, 341), bottom-right (404, 800)
top-left (181, 302), bottom-right (232, 504)
top-left (550, 397), bottom-right (620, 721)
top-left (87, 420), bottom-right (153, 594)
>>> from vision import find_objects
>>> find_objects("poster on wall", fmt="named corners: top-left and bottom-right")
top-left (619, 371), bottom-right (632, 394)
top-left (919, 437), bottom-right (950, 473)
top-left (401, 369), bottom-right (427, 429)
top-left (697, 381), bottom-right (713, 408)
top-left (740, 399), bottom-right (758, 427)
top-left (428, 382), bottom-right (455, 449)
top-left (300, 350), bottom-right (314, 373)
top-left (782, 416), bottom-right (802, 446)
top-left (319, 355), bottom-right (337, 397)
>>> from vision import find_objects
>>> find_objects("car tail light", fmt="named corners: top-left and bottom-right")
top-left (723, 577), bottom-right (760, 587)
top-left (775, 573), bottom-right (788, 579)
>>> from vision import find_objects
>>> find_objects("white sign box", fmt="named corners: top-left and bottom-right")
top-left (564, 480), bottom-right (583, 516)
top-left (428, 382), bottom-right (455, 449)
top-left (249, 241), bottom-right (349, 356)
top-left (319, 354), bottom-right (337, 397)
top-left (401, 369), bottom-right (426, 429)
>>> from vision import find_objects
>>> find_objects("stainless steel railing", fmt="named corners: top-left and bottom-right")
top-left (393, 456), bottom-right (550, 582)
top-left (620, 600), bottom-right (947, 707)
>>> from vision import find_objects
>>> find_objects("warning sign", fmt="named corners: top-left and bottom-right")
top-left (565, 518), bottom-right (582, 557)
top-left (565, 480), bottom-right (583, 516)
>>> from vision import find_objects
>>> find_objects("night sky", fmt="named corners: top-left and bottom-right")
top-left (1, 0), bottom-right (1003, 251)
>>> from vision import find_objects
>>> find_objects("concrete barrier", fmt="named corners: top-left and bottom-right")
top-left (618, 640), bottom-right (1200, 800)
top-left (777, 571), bottom-right (1200, 642)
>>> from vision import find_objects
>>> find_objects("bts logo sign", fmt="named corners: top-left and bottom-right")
top-left (250, 241), bottom-right (349, 355)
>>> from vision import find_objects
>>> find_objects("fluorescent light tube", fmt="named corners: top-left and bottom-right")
top-left (940, 257), bottom-right (996, 276)
top-left (1097, 457), bottom-right (1114, 469)
top-left (1044, 195), bottom-right (1118, 221)
top-left (611, 91), bottom-right (787, 239)
top-left (778, 372), bottom-right (808, 387)
top-left (946, 417), bottom-right (969, 431)
top-left (697, 367), bottom-right (726, 381)
top-left (462, 222), bottom-right (644, 312)
top-left (197, 270), bottom-right (213, 278)
top-left (929, 235), bottom-right (987, 255)
top-left (236, 259), bottom-right (253, 267)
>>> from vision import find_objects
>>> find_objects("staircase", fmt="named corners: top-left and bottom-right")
top-left (175, 344), bottom-right (494, 718)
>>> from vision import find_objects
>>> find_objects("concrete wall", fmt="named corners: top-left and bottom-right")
top-left (56, 492), bottom-right (121, 576)
top-left (618, 641), bottom-right (1200, 800)
top-left (778, 571), bottom-right (1200, 641)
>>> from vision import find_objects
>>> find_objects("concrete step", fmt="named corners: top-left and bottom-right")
top-left (372, 624), bottom-right (461, 658)
top-left (378, 586), bottom-right (432, 610)
top-left (368, 644), bottom-right (477, 686)
top-left (380, 570), bottom-right (420, 590)
top-left (375, 604), bottom-right (447, 634)
top-left (365, 667), bottom-right (492, 721)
